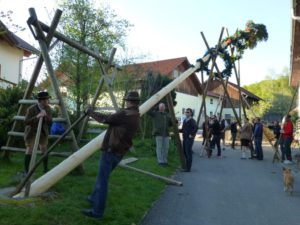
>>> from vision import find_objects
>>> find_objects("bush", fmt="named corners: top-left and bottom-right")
top-left (0, 86), bottom-right (24, 147)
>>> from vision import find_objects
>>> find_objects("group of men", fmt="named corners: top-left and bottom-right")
top-left (23, 91), bottom-right (199, 219)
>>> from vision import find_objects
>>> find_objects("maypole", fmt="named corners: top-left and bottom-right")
top-left (14, 18), bottom-right (268, 197)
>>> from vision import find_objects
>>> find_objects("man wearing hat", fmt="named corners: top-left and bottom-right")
top-left (24, 91), bottom-right (52, 174)
top-left (82, 91), bottom-right (140, 219)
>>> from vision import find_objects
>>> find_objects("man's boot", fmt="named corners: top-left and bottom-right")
top-left (24, 154), bottom-right (32, 173)
top-left (43, 156), bottom-right (48, 174)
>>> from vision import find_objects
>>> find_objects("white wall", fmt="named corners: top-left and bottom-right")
top-left (174, 92), bottom-right (220, 123)
top-left (0, 41), bottom-right (23, 87)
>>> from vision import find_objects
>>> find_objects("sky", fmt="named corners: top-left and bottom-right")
top-left (0, 0), bottom-right (292, 86)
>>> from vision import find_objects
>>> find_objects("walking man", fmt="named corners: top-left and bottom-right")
top-left (209, 115), bottom-right (222, 157)
top-left (230, 120), bottom-right (238, 149)
top-left (24, 91), bottom-right (52, 174)
top-left (148, 103), bottom-right (171, 166)
top-left (180, 108), bottom-right (198, 172)
top-left (82, 91), bottom-right (140, 219)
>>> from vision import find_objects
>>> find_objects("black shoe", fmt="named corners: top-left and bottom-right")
top-left (81, 209), bottom-right (102, 219)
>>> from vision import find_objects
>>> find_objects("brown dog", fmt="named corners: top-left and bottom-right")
top-left (283, 167), bottom-right (294, 195)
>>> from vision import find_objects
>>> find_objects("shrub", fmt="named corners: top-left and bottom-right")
top-left (0, 86), bottom-right (24, 147)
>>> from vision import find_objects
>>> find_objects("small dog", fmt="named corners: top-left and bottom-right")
top-left (283, 167), bottom-right (294, 195)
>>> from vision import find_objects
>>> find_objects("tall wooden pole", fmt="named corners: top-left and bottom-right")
top-left (166, 94), bottom-right (186, 169)
top-left (28, 8), bottom-right (84, 174)
top-left (14, 61), bottom-right (202, 198)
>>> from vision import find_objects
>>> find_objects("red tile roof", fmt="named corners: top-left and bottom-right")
top-left (124, 57), bottom-right (203, 95)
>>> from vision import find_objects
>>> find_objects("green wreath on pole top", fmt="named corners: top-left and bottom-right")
top-left (197, 20), bottom-right (268, 78)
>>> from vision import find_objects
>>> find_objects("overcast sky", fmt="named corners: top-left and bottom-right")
top-left (0, 0), bottom-right (292, 85)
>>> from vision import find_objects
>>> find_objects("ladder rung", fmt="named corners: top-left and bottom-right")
top-left (13, 116), bottom-right (66, 122)
top-left (86, 128), bottom-right (103, 134)
top-left (0, 146), bottom-right (70, 157)
top-left (8, 131), bottom-right (72, 140)
top-left (18, 99), bottom-right (60, 104)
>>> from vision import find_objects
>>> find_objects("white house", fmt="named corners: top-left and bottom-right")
top-left (0, 20), bottom-right (38, 88)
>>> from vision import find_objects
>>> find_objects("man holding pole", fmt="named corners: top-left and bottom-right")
top-left (82, 91), bottom-right (140, 219)
top-left (24, 91), bottom-right (52, 174)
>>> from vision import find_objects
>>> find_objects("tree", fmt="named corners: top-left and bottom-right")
top-left (55, 0), bottom-right (131, 119)
top-left (243, 69), bottom-right (296, 121)
top-left (139, 73), bottom-right (177, 139)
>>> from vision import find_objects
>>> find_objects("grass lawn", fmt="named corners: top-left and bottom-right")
top-left (0, 137), bottom-right (181, 225)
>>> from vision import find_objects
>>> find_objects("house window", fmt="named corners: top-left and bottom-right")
top-left (173, 69), bottom-right (180, 78)
top-left (182, 108), bottom-right (185, 114)
top-left (210, 98), bottom-right (213, 104)
top-left (210, 111), bottom-right (213, 116)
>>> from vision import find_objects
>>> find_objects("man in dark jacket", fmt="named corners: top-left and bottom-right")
top-left (230, 121), bottom-right (238, 149)
top-left (24, 91), bottom-right (52, 174)
top-left (148, 102), bottom-right (172, 166)
top-left (180, 108), bottom-right (198, 172)
top-left (253, 117), bottom-right (263, 160)
top-left (209, 115), bottom-right (222, 157)
top-left (82, 91), bottom-right (140, 219)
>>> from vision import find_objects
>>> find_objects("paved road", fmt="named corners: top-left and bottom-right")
top-left (140, 140), bottom-right (300, 225)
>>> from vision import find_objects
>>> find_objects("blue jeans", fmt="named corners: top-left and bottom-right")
top-left (254, 138), bottom-right (263, 160)
top-left (89, 151), bottom-right (122, 217)
top-left (283, 137), bottom-right (293, 161)
top-left (183, 138), bottom-right (194, 171)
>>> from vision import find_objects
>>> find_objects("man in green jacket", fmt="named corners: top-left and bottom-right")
top-left (148, 103), bottom-right (171, 166)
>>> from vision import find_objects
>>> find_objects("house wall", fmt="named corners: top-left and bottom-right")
top-left (0, 40), bottom-right (23, 88)
top-left (174, 92), bottom-right (220, 125)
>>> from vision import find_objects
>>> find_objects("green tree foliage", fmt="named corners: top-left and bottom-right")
top-left (0, 86), bottom-right (24, 148)
top-left (55, 0), bottom-right (131, 118)
top-left (243, 70), bottom-right (296, 120)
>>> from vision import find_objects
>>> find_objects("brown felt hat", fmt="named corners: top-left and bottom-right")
top-left (37, 91), bottom-right (51, 100)
top-left (123, 91), bottom-right (140, 101)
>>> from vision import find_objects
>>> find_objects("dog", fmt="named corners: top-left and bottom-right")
top-left (283, 167), bottom-right (294, 195)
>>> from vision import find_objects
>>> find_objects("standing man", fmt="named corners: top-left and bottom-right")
top-left (230, 120), bottom-right (238, 149)
top-left (253, 117), bottom-right (263, 160)
top-left (240, 117), bottom-right (253, 159)
top-left (82, 91), bottom-right (140, 219)
top-left (179, 108), bottom-right (198, 172)
top-left (148, 103), bottom-right (171, 166)
top-left (273, 120), bottom-right (281, 147)
top-left (24, 91), bottom-right (52, 174)
top-left (282, 115), bottom-right (294, 164)
top-left (209, 115), bottom-right (222, 157)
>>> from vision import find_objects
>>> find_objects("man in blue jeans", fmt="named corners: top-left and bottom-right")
top-left (81, 91), bottom-right (140, 219)
top-left (253, 117), bottom-right (263, 160)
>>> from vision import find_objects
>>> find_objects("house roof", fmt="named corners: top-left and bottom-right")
top-left (124, 57), bottom-right (203, 95)
top-left (202, 78), bottom-right (261, 101)
top-left (290, 0), bottom-right (300, 87)
top-left (0, 20), bottom-right (39, 57)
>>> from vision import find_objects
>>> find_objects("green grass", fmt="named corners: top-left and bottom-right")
top-left (0, 138), bottom-right (180, 225)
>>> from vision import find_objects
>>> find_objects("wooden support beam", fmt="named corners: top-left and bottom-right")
top-left (3, 9), bottom-right (61, 159)
top-left (166, 94), bottom-right (186, 170)
top-left (0, 147), bottom-right (70, 157)
top-left (18, 99), bottom-right (60, 105)
top-left (118, 164), bottom-right (183, 186)
top-left (13, 116), bottom-right (65, 122)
